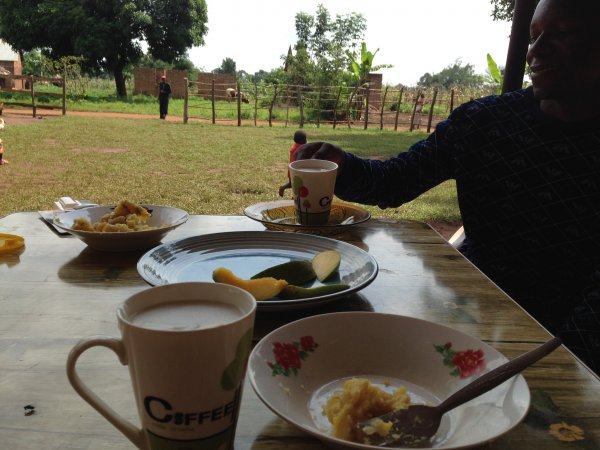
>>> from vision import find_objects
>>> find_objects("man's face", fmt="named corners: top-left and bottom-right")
top-left (526, 0), bottom-right (600, 100)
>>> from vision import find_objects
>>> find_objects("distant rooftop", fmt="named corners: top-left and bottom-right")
top-left (0, 40), bottom-right (19, 61)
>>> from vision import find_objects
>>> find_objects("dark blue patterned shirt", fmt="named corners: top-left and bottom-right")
top-left (335, 87), bottom-right (600, 372)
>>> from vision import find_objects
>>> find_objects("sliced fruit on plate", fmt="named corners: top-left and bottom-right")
top-left (251, 260), bottom-right (316, 285)
top-left (0, 233), bottom-right (25, 254)
top-left (280, 283), bottom-right (350, 299)
top-left (212, 267), bottom-right (288, 301)
top-left (312, 250), bottom-right (341, 282)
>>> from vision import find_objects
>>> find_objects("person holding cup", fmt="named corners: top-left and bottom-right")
top-left (67, 282), bottom-right (256, 450)
top-left (294, 0), bottom-right (600, 374)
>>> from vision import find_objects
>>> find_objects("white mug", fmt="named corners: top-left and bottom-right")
top-left (66, 282), bottom-right (256, 450)
top-left (289, 159), bottom-right (338, 226)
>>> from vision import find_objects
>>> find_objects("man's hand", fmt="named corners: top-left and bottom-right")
top-left (294, 142), bottom-right (346, 169)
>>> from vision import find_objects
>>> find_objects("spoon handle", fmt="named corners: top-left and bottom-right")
top-left (437, 336), bottom-right (562, 415)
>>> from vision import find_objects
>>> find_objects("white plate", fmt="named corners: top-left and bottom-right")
top-left (137, 231), bottom-right (378, 311)
top-left (53, 204), bottom-right (189, 252)
top-left (244, 200), bottom-right (371, 235)
top-left (249, 312), bottom-right (530, 449)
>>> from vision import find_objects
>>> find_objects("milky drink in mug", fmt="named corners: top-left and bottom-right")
top-left (289, 159), bottom-right (338, 226)
top-left (66, 282), bottom-right (257, 450)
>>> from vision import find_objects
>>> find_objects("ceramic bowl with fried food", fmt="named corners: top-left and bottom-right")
top-left (53, 204), bottom-right (189, 252)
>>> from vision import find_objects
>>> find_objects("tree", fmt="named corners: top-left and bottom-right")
top-left (417, 60), bottom-right (485, 89)
top-left (0, 0), bottom-right (208, 97)
top-left (490, 0), bottom-right (540, 21)
top-left (213, 57), bottom-right (237, 75)
top-left (288, 4), bottom-right (366, 87)
top-left (138, 52), bottom-right (201, 81)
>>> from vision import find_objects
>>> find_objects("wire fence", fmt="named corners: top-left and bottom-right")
top-left (184, 79), bottom-right (497, 132)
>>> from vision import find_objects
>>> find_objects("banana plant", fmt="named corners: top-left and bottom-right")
top-left (347, 42), bottom-right (392, 85)
top-left (487, 53), bottom-right (503, 94)
top-left (345, 42), bottom-right (393, 120)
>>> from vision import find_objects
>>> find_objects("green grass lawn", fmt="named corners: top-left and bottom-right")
top-left (0, 116), bottom-right (460, 223)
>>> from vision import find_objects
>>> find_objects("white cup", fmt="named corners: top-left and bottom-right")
top-left (66, 282), bottom-right (256, 450)
top-left (289, 159), bottom-right (338, 226)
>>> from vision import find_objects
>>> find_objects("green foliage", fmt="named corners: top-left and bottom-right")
top-left (486, 53), bottom-right (503, 94)
top-left (418, 60), bottom-right (485, 89)
top-left (489, 0), bottom-right (541, 21)
top-left (288, 4), bottom-right (366, 88)
top-left (0, 0), bottom-right (208, 97)
top-left (213, 57), bottom-right (237, 75)
top-left (22, 50), bottom-right (45, 76)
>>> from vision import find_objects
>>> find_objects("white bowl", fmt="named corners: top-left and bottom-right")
top-left (248, 312), bottom-right (530, 449)
top-left (53, 204), bottom-right (189, 252)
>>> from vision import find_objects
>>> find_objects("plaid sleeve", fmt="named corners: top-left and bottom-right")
top-left (334, 118), bottom-right (457, 208)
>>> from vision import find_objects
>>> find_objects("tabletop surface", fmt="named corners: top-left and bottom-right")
top-left (1, 212), bottom-right (599, 450)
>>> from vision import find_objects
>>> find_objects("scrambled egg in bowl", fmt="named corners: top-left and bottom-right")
top-left (323, 378), bottom-right (410, 443)
top-left (71, 200), bottom-right (162, 232)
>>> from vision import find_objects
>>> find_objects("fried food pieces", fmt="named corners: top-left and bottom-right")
top-left (323, 378), bottom-right (410, 443)
top-left (72, 200), bottom-right (157, 233)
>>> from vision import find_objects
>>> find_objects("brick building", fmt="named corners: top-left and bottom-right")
top-left (133, 68), bottom-right (188, 99)
top-left (0, 40), bottom-right (23, 89)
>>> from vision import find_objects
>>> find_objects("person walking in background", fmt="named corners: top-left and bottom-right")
top-left (158, 75), bottom-right (171, 120)
top-left (279, 130), bottom-right (308, 197)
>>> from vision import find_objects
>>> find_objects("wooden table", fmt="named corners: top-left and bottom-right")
top-left (1, 212), bottom-right (599, 450)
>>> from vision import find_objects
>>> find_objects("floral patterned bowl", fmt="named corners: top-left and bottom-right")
top-left (248, 312), bottom-right (530, 449)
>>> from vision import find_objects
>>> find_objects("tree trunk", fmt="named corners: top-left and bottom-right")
top-left (114, 60), bottom-right (127, 97)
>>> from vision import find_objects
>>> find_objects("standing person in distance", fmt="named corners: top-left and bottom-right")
top-left (158, 75), bottom-right (172, 120)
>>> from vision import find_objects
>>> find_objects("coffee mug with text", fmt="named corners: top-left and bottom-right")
top-left (289, 159), bottom-right (338, 226)
top-left (66, 282), bottom-right (257, 450)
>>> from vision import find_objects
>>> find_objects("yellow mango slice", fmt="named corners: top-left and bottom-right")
top-left (212, 267), bottom-right (288, 301)
top-left (0, 233), bottom-right (25, 254)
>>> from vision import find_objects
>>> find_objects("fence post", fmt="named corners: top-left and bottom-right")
top-left (346, 89), bottom-right (354, 129)
top-left (380, 86), bottom-right (388, 130)
top-left (183, 78), bottom-right (189, 124)
top-left (394, 87), bottom-right (404, 131)
top-left (316, 85), bottom-right (323, 128)
top-left (426, 88), bottom-right (438, 133)
top-left (62, 73), bottom-right (67, 116)
top-left (254, 83), bottom-right (258, 126)
top-left (211, 79), bottom-right (216, 124)
top-left (363, 84), bottom-right (370, 130)
top-left (285, 85), bottom-right (290, 127)
top-left (332, 86), bottom-right (342, 129)
top-left (297, 85), bottom-right (304, 128)
top-left (236, 81), bottom-right (241, 127)
top-left (409, 90), bottom-right (421, 132)
top-left (450, 88), bottom-right (455, 112)
top-left (268, 84), bottom-right (278, 127)
top-left (30, 76), bottom-right (36, 118)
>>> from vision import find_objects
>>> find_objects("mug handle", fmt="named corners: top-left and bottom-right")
top-left (66, 336), bottom-right (147, 450)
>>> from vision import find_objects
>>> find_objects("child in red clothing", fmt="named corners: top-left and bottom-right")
top-left (0, 139), bottom-right (8, 165)
top-left (278, 130), bottom-right (307, 196)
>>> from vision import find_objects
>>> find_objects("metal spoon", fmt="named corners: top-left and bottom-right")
top-left (358, 336), bottom-right (562, 448)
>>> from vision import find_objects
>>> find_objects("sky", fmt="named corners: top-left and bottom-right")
top-left (188, 0), bottom-right (514, 86)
